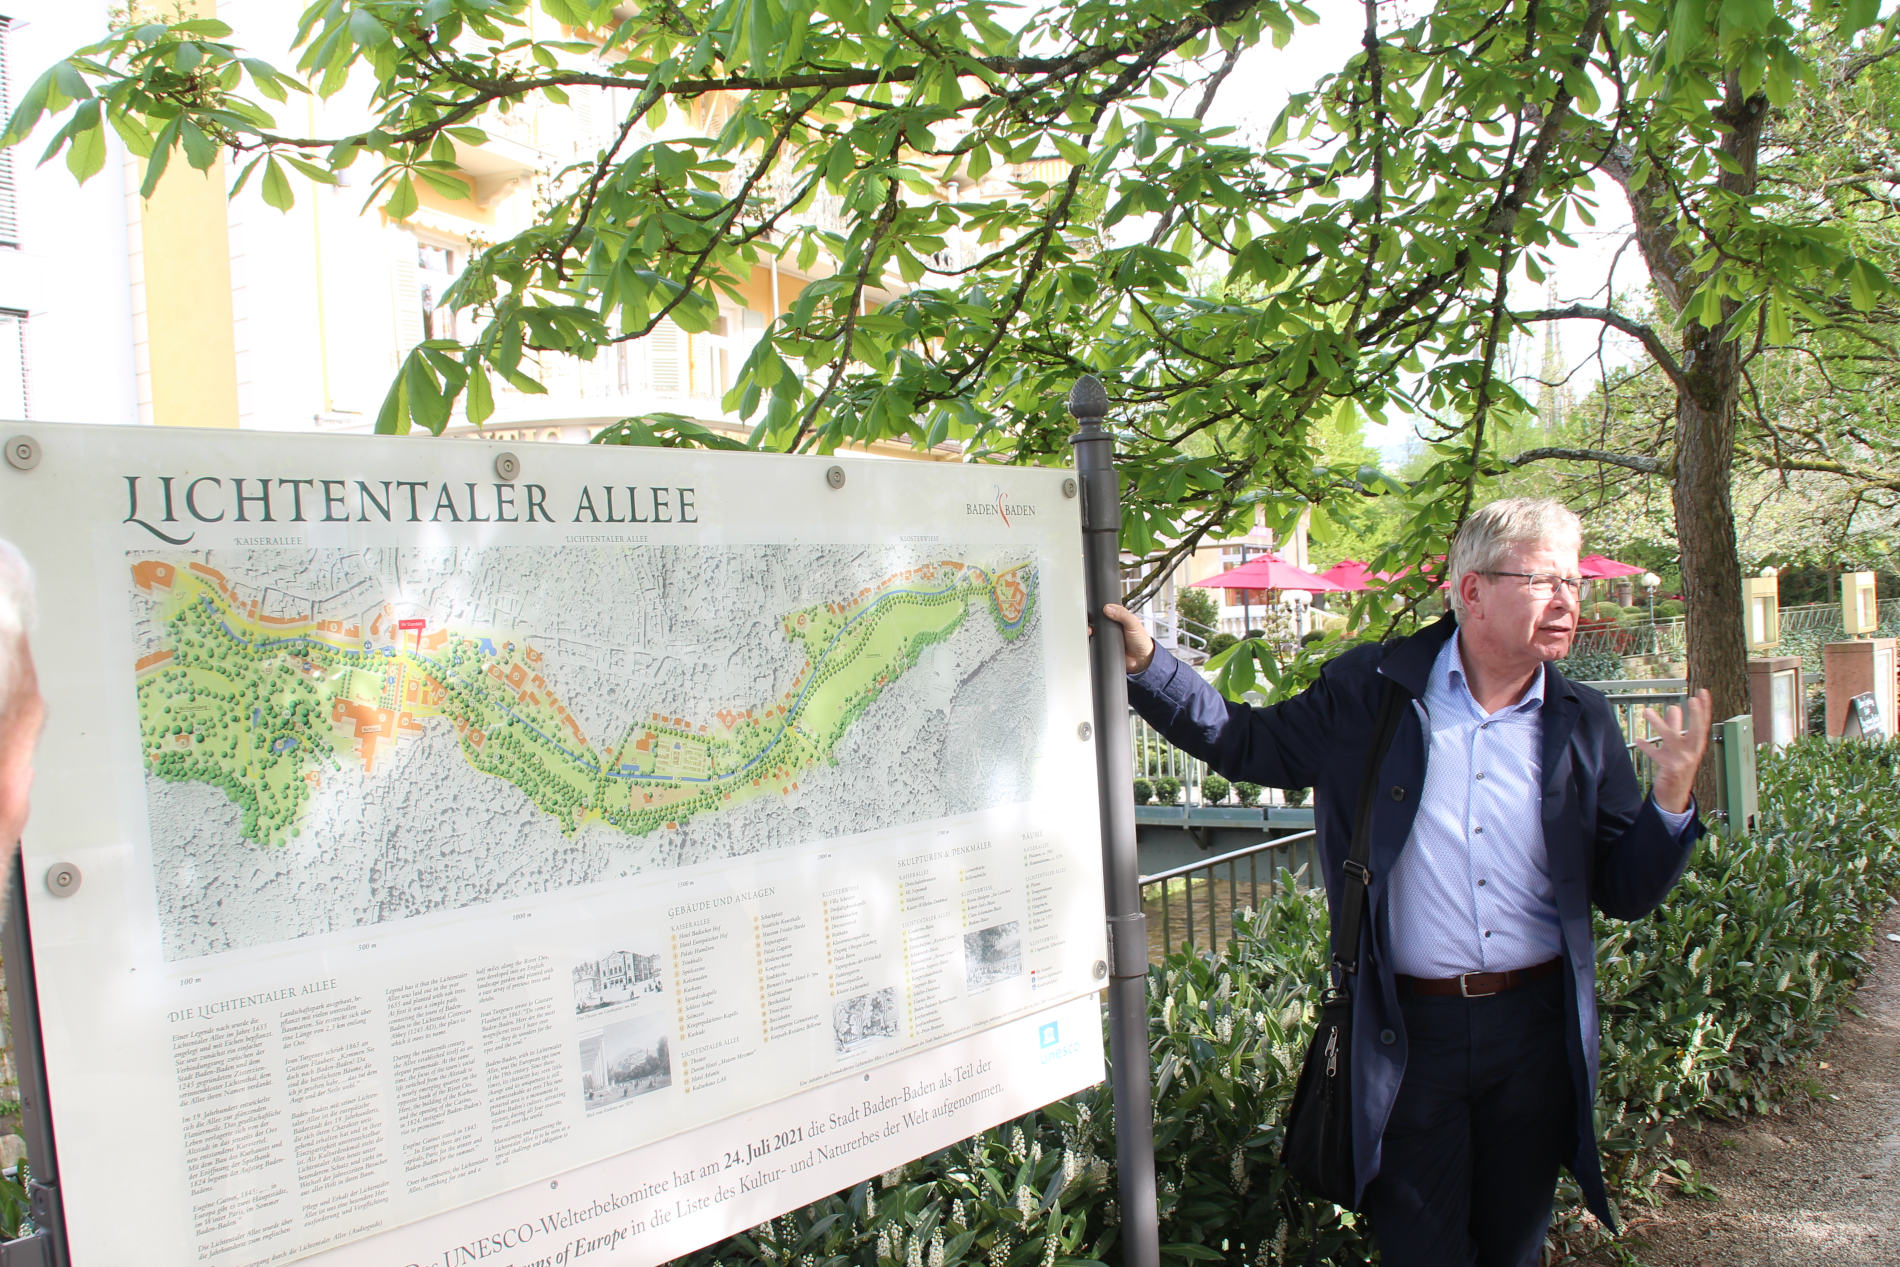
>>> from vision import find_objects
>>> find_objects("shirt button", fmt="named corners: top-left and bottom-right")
top-left (1474, 825), bottom-right (1484, 835)
top-left (1475, 772), bottom-right (1485, 781)
top-left (1484, 930), bottom-right (1493, 938)
top-left (1478, 879), bottom-right (1487, 887)
top-left (1379, 1028), bottom-right (1396, 1045)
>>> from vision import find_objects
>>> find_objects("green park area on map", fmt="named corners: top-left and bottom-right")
top-left (132, 556), bottom-right (1038, 848)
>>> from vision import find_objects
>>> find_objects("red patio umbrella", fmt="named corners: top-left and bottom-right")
top-left (1319, 559), bottom-right (1377, 591)
top-left (1379, 556), bottom-right (1449, 588)
top-left (1191, 554), bottom-right (1343, 593)
top-left (1578, 553), bottom-right (1645, 579)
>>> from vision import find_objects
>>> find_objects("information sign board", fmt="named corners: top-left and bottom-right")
top-left (0, 424), bottom-right (1108, 1267)
top-left (1844, 691), bottom-right (1886, 741)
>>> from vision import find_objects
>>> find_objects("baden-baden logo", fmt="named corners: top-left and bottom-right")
top-left (966, 484), bottom-right (1038, 526)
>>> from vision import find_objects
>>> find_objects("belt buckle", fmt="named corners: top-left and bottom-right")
top-left (1458, 972), bottom-right (1498, 999)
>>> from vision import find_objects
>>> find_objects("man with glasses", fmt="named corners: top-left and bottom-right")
top-left (1102, 498), bottom-right (1709, 1267)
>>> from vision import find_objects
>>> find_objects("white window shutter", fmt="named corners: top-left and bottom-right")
top-left (390, 234), bottom-right (423, 362)
top-left (0, 18), bottom-right (19, 249)
top-left (645, 318), bottom-right (683, 394)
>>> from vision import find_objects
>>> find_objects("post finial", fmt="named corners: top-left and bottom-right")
top-left (1067, 375), bottom-right (1109, 423)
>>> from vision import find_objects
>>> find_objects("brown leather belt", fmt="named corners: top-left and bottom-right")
top-left (1396, 957), bottom-right (1562, 999)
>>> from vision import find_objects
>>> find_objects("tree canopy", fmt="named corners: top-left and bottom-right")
top-left (11, 0), bottom-right (1900, 736)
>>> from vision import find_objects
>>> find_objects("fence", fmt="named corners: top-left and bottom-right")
top-left (1139, 830), bottom-right (1319, 959)
top-left (1567, 598), bottom-right (1900, 667)
top-left (1579, 678), bottom-right (1688, 786)
top-left (1130, 710), bottom-right (1300, 809)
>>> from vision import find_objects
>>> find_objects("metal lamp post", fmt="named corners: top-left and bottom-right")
top-left (1642, 571), bottom-right (1661, 656)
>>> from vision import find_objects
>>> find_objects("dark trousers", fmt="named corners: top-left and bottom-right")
top-left (1362, 971), bottom-right (1576, 1267)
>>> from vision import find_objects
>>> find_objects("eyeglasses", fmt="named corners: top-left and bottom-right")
top-left (1480, 570), bottom-right (1585, 598)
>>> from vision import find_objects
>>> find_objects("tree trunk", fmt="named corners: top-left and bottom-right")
top-left (1610, 74), bottom-right (1768, 817)
top-left (1672, 343), bottom-right (1750, 812)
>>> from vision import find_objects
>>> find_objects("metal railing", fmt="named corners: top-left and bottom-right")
top-left (1139, 831), bottom-right (1319, 960)
top-left (1579, 678), bottom-right (1688, 788)
top-left (1130, 710), bottom-right (1299, 809)
top-left (1568, 599), bottom-right (1900, 665)
top-left (1582, 680), bottom-right (1759, 833)
top-left (1568, 618), bottom-right (1684, 660)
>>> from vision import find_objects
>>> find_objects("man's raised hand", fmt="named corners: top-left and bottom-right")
top-left (1636, 688), bottom-right (1713, 815)
top-left (1098, 604), bottom-right (1156, 675)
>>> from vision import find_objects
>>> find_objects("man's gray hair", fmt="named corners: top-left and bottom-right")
top-left (0, 539), bottom-right (36, 711)
top-left (1446, 498), bottom-right (1582, 619)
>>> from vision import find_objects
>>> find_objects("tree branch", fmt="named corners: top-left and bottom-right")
top-left (1516, 303), bottom-right (1687, 389)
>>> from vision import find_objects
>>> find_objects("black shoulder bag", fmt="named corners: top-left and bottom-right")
top-left (1279, 682), bottom-right (1406, 1207)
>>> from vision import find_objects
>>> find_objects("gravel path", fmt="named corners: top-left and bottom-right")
top-left (1586, 903), bottom-right (1900, 1266)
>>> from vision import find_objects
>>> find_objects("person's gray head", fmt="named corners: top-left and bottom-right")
top-left (0, 539), bottom-right (34, 712)
top-left (1446, 498), bottom-right (1583, 621)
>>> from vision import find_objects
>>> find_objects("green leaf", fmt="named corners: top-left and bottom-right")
top-left (139, 117), bottom-right (185, 199)
top-left (1840, 0), bottom-right (1878, 36)
top-left (65, 101), bottom-right (106, 182)
top-left (0, 68), bottom-right (58, 149)
top-left (349, 8), bottom-right (392, 47)
top-left (417, 168), bottom-right (471, 200)
top-left (404, 352), bottom-right (451, 433)
top-left (179, 119), bottom-right (219, 171)
top-left (374, 370), bottom-right (410, 436)
top-left (260, 157), bottom-right (295, 211)
top-left (384, 173), bottom-right (419, 221)
top-left (466, 364), bottom-right (495, 424)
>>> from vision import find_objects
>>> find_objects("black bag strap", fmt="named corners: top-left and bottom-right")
top-left (1334, 679), bottom-right (1407, 979)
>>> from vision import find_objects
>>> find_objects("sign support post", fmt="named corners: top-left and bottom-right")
top-left (2, 856), bottom-right (70, 1267)
top-left (1067, 376), bottom-right (1160, 1267)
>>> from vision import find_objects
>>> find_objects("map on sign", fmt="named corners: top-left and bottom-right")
top-left (129, 545), bottom-right (1045, 960)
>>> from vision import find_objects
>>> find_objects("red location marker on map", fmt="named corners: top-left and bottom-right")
top-left (398, 618), bottom-right (426, 652)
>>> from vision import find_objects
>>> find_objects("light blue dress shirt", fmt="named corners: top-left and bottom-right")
top-left (1386, 632), bottom-right (1694, 979)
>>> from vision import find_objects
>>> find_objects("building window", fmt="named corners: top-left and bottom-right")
top-left (417, 242), bottom-right (459, 340)
top-left (0, 309), bottom-right (28, 419)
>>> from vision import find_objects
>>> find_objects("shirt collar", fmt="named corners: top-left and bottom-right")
top-left (1438, 629), bottom-right (1546, 714)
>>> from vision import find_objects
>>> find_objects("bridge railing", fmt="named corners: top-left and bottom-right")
top-left (1138, 831), bottom-right (1318, 961)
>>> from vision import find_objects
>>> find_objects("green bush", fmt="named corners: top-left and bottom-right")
top-left (1200, 774), bottom-right (1230, 805)
top-left (1283, 786), bottom-right (1309, 808)
top-left (1233, 781), bottom-right (1262, 807)
top-left (1655, 599), bottom-right (1685, 619)
top-left (1205, 632), bottom-right (1239, 656)
top-left (1153, 775), bottom-right (1182, 805)
top-left (1554, 736), bottom-right (1900, 1252)
top-left (1583, 601), bottom-right (1625, 622)
top-left (1557, 646), bottom-right (1624, 681)
top-left (1131, 778), bottom-right (1153, 806)
top-left (1175, 587), bottom-right (1219, 633)
top-left (677, 739), bottom-right (1900, 1267)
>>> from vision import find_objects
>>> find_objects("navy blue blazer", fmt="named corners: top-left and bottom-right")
top-left (1127, 614), bottom-right (1701, 1223)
